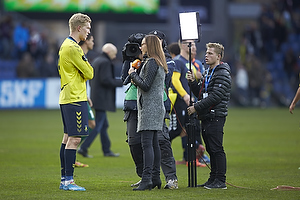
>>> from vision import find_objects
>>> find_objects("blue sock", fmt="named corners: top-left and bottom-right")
top-left (60, 143), bottom-right (66, 178)
top-left (65, 149), bottom-right (76, 178)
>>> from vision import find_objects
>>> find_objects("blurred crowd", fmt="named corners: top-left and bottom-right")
top-left (0, 14), bottom-right (59, 78)
top-left (230, 0), bottom-right (300, 107)
top-left (1, 0), bottom-right (300, 107)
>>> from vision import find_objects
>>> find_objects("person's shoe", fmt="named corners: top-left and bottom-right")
top-left (104, 152), bottom-right (120, 157)
top-left (59, 183), bottom-right (64, 190)
top-left (197, 178), bottom-right (214, 187)
top-left (204, 179), bottom-right (227, 189)
top-left (152, 178), bottom-right (161, 189)
top-left (175, 159), bottom-right (186, 165)
top-left (133, 181), bottom-right (152, 191)
top-left (77, 148), bottom-right (93, 158)
top-left (196, 159), bottom-right (206, 167)
top-left (186, 160), bottom-right (206, 167)
top-left (196, 144), bottom-right (205, 160)
top-left (164, 179), bottom-right (178, 189)
top-left (63, 181), bottom-right (86, 191)
top-left (75, 161), bottom-right (89, 168)
top-left (131, 180), bottom-right (141, 187)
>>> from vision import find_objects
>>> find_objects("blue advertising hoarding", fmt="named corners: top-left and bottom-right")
top-left (0, 78), bottom-right (126, 109)
top-left (0, 79), bottom-right (46, 109)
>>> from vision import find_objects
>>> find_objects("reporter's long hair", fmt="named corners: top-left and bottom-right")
top-left (144, 35), bottom-right (168, 73)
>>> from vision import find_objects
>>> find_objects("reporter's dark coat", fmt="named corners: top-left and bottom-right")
top-left (90, 52), bottom-right (123, 112)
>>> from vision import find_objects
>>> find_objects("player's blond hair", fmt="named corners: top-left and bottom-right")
top-left (69, 13), bottom-right (91, 32)
top-left (206, 42), bottom-right (225, 60)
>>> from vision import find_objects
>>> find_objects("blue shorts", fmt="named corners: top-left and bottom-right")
top-left (60, 101), bottom-right (89, 137)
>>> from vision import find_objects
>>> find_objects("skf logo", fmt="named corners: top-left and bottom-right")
top-left (0, 80), bottom-right (44, 108)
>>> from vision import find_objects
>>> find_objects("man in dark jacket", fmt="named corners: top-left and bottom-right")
top-left (78, 43), bottom-right (123, 157)
top-left (187, 42), bottom-right (231, 189)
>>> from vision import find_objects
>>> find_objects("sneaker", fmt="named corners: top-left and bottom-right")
top-left (63, 181), bottom-right (86, 191)
top-left (77, 148), bottom-right (93, 158)
top-left (196, 144), bottom-right (205, 160)
top-left (75, 161), bottom-right (89, 168)
top-left (186, 159), bottom-right (206, 167)
top-left (164, 179), bottom-right (178, 189)
top-left (131, 180), bottom-right (141, 187)
top-left (204, 179), bottom-right (227, 189)
top-left (197, 178), bottom-right (214, 187)
top-left (59, 183), bottom-right (64, 190)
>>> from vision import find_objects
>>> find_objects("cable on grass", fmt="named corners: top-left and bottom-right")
top-left (270, 185), bottom-right (300, 190)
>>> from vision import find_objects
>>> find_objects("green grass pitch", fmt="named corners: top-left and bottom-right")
top-left (0, 108), bottom-right (299, 199)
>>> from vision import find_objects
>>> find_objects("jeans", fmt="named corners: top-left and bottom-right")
top-left (80, 110), bottom-right (111, 154)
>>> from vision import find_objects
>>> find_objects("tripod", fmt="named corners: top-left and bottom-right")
top-left (186, 41), bottom-right (197, 187)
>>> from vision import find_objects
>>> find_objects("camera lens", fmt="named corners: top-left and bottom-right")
top-left (131, 46), bottom-right (139, 54)
top-left (125, 43), bottom-right (141, 57)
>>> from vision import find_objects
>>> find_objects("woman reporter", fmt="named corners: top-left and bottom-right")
top-left (128, 35), bottom-right (168, 191)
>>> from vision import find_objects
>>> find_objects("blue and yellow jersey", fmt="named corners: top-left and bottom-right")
top-left (58, 37), bottom-right (94, 104)
top-left (172, 55), bottom-right (203, 97)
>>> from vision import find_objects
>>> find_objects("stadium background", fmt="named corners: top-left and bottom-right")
top-left (1, 1), bottom-right (300, 199)
top-left (0, 0), bottom-right (300, 109)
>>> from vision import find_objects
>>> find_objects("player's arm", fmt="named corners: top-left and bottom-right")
top-left (289, 86), bottom-right (300, 114)
top-left (71, 45), bottom-right (94, 80)
top-left (171, 71), bottom-right (189, 105)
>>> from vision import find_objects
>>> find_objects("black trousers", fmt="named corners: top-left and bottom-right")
top-left (140, 130), bottom-right (161, 182)
top-left (125, 110), bottom-right (143, 177)
top-left (159, 123), bottom-right (177, 182)
top-left (201, 117), bottom-right (227, 183)
top-left (129, 123), bottom-right (177, 181)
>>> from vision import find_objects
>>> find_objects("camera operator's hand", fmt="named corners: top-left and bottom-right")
top-left (186, 71), bottom-right (195, 82)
